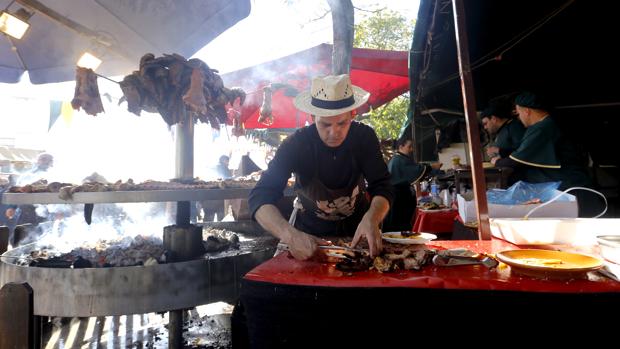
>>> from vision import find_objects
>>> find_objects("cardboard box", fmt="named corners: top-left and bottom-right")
top-left (489, 218), bottom-right (620, 246)
top-left (457, 191), bottom-right (578, 223)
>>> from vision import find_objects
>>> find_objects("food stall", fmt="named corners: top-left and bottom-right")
top-left (231, 0), bottom-right (620, 345)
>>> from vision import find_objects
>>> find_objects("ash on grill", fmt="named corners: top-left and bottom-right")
top-left (203, 227), bottom-right (239, 253)
top-left (11, 227), bottom-right (247, 268)
top-left (15, 235), bottom-right (166, 268)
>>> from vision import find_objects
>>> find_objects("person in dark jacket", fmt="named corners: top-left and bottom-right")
top-left (494, 91), bottom-right (598, 216)
top-left (249, 75), bottom-right (394, 259)
top-left (481, 98), bottom-right (526, 160)
top-left (383, 137), bottom-right (441, 232)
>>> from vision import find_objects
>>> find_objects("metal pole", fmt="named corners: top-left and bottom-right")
top-left (169, 109), bottom-right (194, 348)
top-left (451, 0), bottom-right (491, 240)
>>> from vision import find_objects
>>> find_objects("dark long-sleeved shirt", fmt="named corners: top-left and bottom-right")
top-left (496, 116), bottom-right (591, 190)
top-left (495, 118), bottom-right (526, 158)
top-left (387, 152), bottom-right (430, 186)
top-left (249, 121), bottom-right (394, 218)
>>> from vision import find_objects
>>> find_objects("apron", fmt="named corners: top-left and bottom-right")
top-left (291, 143), bottom-right (369, 237)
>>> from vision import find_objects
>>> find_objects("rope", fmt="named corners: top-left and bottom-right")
top-left (523, 186), bottom-right (607, 220)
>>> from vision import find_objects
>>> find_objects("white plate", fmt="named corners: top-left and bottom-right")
top-left (418, 208), bottom-right (453, 213)
top-left (381, 232), bottom-right (437, 244)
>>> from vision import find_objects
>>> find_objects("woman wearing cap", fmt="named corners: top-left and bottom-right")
top-left (383, 137), bottom-right (440, 232)
top-left (248, 75), bottom-right (394, 259)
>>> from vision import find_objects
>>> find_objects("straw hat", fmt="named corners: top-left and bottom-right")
top-left (293, 74), bottom-right (370, 117)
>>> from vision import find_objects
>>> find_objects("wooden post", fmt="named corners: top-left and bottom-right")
top-left (0, 282), bottom-right (41, 349)
top-left (0, 226), bottom-right (9, 254)
top-left (451, 0), bottom-right (491, 240)
top-left (327, 0), bottom-right (354, 75)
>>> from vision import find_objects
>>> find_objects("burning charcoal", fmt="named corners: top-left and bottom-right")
top-left (72, 256), bottom-right (92, 268)
top-left (30, 257), bottom-right (73, 268)
top-left (204, 235), bottom-right (231, 253)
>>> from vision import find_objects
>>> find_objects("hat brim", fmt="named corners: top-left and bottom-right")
top-left (293, 86), bottom-right (370, 117)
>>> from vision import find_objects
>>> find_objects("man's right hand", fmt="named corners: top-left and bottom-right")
top-left (255, 204), bottom-right (328, 261)
top-left (283, 229), bottom-right (328, 260)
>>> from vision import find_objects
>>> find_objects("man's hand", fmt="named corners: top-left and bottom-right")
top-left (351, 196), bottom-right (390, 257)
top-left (283, 229), bottom-right (328, 260)
top-left (491, 156), bottom-right (501, 165)
top-left (255, 204), bottom-right (328, 261)
top-left (486, 146), bottom-right (499, 157)
top-left (431, 162), bottom-right (443, 170)
top-left (351, 214), bottom-right (382, 257)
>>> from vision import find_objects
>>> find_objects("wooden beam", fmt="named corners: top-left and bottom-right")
top-left (0, 282), bottom-right (40, 349)
top-left (451, 0), bottom-right (491, 240)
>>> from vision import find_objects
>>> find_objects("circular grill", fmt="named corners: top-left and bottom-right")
top-left (0, 222), bottom-right (276, 317)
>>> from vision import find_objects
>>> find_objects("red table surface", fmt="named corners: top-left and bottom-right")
top-left (244, 240), bottom-right (620, 293)
top-left (412, 208), bottom-right (459, 233)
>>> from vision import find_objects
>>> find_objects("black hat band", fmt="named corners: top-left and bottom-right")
top-left (311, 95), bottom-right (355, 110)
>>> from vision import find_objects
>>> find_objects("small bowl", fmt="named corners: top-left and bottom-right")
top-left (597, 235), bottom-right (620, 264)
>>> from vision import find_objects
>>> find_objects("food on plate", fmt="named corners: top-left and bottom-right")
top-left (520, 258), bottom-right (564, 266)
top-left (418, 202), bottom-right (447, 210)
top-left (383, 232), bottom-right (422, 239)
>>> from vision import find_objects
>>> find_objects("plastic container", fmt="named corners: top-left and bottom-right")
top-left (597, 235), bottom-right (620, 264)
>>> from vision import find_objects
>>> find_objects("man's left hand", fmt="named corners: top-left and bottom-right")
top-left (491, 156), bottom-right (501, 165)
top-left (351, 214), bottom-right (382, 257)
top-left (486, 146), bottom-right (499, 157)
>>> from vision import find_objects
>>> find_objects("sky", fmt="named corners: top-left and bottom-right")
top-left (0, 0), bottom-right (420, 182)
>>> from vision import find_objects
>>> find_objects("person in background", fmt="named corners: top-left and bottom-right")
top-left (5, 153), bottom-right (55, 246)
top-left (216, 155), bottom-right (232, 179)
top-left (31, 153), bottom-right (53, 173)
top-left (481, 97), bottom-right (526, 161)
top-left (249, 74), bottom-right (394, 259)
top-left (383, 137), bottom-right (441, 232)
top-left (494, 91), bottom-right (598, 216)
top-left (199, 155), bottom-right (232, 222)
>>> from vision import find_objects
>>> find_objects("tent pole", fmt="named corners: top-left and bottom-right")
top-left (451, 0), bottom-right (491, 240)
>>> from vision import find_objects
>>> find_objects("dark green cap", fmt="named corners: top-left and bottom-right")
top-left (514, 91), bottom-right (550, 111)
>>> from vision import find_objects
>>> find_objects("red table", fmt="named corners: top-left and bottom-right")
top-left (245, 239), bottom-right (620, 292)
top-left (239, 240), bottom-right (620, 346)
top-left (411, 208), bottom-right (459, 234)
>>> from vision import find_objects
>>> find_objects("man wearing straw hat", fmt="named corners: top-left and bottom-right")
top-left (249, 74), bottom-right (393, 260)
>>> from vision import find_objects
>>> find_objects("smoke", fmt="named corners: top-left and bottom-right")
top-left (21, 202), bottom-right (173, 250)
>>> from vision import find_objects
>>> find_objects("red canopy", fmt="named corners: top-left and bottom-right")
top-left (221, 44), bottom-right (409, 129)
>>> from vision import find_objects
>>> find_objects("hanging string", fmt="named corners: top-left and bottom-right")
top-left (93, 72), bottom-right (120, 84)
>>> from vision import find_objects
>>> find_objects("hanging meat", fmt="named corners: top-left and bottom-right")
top-left (71, 67), bottom-right (105, 116)
top-left (116, 53), bottom-right (245, 128)
top-left (258, 85), bottom-right (273, 126)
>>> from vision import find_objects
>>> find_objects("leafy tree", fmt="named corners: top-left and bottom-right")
top-left (358, 95), bottom-right (409, 140)
top-left (354, 10), bottom-right (414, 140)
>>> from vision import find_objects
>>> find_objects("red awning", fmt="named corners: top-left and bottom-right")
top-left (221, 44), bottom-right (409, 129)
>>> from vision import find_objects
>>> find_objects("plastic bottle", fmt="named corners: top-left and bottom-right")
top-left (430, 178), bottom-right (443, 205)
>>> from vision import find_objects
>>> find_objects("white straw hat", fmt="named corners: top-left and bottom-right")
top-left (293, 74), bottom-right (370, 117)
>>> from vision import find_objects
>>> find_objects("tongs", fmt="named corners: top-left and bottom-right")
top-left (277, 243), bottom-right (366, 254)
top-left (432, 248), bottom-right (499, 268)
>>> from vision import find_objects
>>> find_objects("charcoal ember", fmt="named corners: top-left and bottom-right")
top-left (204, 236), bottom-right (232, 253)
top-left (29, 256), bottom-right (73, 268)
top-left (72, 256), bottom-right (92, 268)
top-left (203, 228), bottom-right (240, 253)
